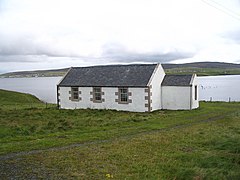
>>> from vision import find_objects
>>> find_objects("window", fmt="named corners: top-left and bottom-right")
top-left (119, 87), bottom-right (128, 103)
top-left (194, 85), bottom-right (197, 100)
top-left (93, 87), bottom-right (102, 102)
top-left (71, 87), bottom-right (79, 101)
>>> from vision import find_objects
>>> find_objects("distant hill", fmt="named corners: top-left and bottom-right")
top-left (162, 62), bottom-right (240, 69)
top-left (0, 68), bottom-right (69, 78)
top-left (162, 62), bottom-right (240, 76)
top-left (1, 62), bottom-right (240, 78)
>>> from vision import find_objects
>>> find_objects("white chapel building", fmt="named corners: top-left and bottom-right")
top-left (57, 63), bottom-right (199, 112)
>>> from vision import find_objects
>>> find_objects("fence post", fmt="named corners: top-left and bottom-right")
top-left (210, 97), bottom-right (212, 102)
top-left (229, 97), bottom-right (231, 103)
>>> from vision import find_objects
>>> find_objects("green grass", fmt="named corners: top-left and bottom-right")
top-left (13, 113), bottom-right (238, 179)
top-left (0, 89), bottom-right (240, 179)
top-left (0, 89), bottom-right (52, 109)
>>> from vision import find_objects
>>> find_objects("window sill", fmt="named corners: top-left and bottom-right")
top-left (71, 99), bottom-right (80, 102)
top-left (118, 101), bottom-right (129, 104)
top-left (93, 100), bottom-right (103, 103)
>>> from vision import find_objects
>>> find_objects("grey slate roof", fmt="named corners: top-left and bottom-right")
top-left (58, 64), bottom-right (157, 87)
top-left (161, 75), bottom-right (193, 86)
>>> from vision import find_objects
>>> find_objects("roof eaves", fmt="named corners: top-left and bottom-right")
top-left (161, 84), bottom-right (192, 87)
top-left (58, 85), bottom-right (148, 88)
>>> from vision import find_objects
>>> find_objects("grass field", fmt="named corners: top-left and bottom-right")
top-left (0, 89), bottom-right (240, 179)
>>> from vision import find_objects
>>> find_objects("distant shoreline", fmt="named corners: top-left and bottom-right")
top-left (1, 62), bottom-right (240, 78)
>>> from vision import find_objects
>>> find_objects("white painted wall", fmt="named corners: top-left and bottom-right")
top-left (162, 86), bottom-right (191, 110)
top-left (191, 75), bottom-right (199, 109)
top-left (162, 75), bottom-right (199, 110)
top-left (59, 87), bottom-right (147, 112)
top-left (148, 64), bottom-right (165, 111)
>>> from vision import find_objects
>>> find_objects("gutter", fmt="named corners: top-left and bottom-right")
top-left (161, 85), bottom-right (163, 109)
top-left (57, 85), bottom-right (60, 108)
top-left (190, 85), bottom-right (192, 110)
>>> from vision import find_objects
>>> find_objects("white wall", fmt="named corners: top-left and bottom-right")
top-left (162, 74), bottom-right (199, 110)
top-left (148, 64), bottom-right (165, 111)
top-left (162, 86), bottom-right (191, 110)
top-left (191, 75), bottom-right (199, 109)
top-left (59, 87), bottom-right (148, 112)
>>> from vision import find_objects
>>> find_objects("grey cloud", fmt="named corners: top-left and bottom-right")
top-left (0, 36), bottom-right (194, 64)
top-left (0, 39), bottom-right (66, 58)
top-left (0, 55), bottom-right (48, 63)
top-left (101, 43), bottom-right (194, 63)
top-left (0, 34), bottom-right (87, 60)
top-left (0, 34), bottom-right (43, 56)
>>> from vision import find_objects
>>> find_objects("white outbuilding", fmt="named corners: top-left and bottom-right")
top-left (161, 74), bottom-right (199, 110)
top-left (57, 63), bottom-right (199, 112)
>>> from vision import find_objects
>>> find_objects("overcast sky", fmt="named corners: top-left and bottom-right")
top-left (0, 0), bottom-right (240, 73)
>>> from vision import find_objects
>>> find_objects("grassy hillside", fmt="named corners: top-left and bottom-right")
top-left (0, 68), bottom-right (68, 78)
top-left (1, 62), bottom-right (240, 77)
top-left (162, 62), bottom-right (240, 69)
top-left (162, 62), bottom-right (240, 76)
top-left (0, 89), bottom-right (41, 104)
top-left (164, 67), bottom-right (240, 76)
top-left (0, 89), bottom-right (240, 179)
top-left (0, 89), bottom-right (45, 109)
